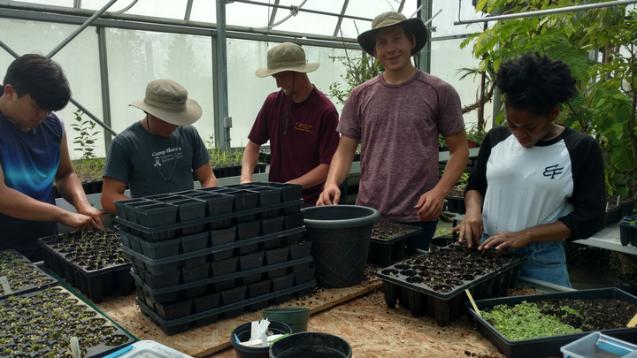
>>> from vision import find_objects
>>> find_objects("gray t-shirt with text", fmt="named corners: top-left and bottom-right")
top-left (104, 122), bottom-right (209, 198)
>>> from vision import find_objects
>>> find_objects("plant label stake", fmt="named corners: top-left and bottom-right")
top-left (465, 289), bottom-right (481, 318)
top-left (70, 336), bottom-right (81, 358)
top-left (627, 312), bottom-right (637, 328)
top-left (0, 276), bottom-right (11, 295)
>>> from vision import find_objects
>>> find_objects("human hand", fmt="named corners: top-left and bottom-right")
top-left (454, 212), bottom-right (483, 249)
top-left (414, 189), bottom-right (445, 221)
top-left (58, 211), bottom-right (99, 230)
top-left (78, 205), bottom-right (104, 229)
top-left (478, 231), bottom-right (531, 251)
top-left (316, 184), bottom-right (341, 206)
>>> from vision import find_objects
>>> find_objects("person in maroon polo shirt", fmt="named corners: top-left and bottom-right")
top-left (240, 42), bottom-right (340, 204)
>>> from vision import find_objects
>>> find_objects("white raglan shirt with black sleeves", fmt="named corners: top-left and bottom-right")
top-left (466, 126), bottom-right (605, 240)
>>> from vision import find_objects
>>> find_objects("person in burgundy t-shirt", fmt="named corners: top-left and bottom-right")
top-left (317, 12), bottom-right (469, 249)
top-left (241, 42), bottom-right (339, 204)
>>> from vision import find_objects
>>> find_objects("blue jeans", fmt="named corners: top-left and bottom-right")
top-left (481, 233), bottom-right (571, 287)
top-left (404, 221), bottom-right (438, 250)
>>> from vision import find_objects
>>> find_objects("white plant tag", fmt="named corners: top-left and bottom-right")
top-left (0, 276), bottom-right (12, 295)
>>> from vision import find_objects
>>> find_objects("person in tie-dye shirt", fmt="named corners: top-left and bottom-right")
top-left (0, 54), bottom-right (103, 260)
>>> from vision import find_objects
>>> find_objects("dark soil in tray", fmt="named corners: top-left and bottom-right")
top-left (0, 250), bottom-right (56, 298)
top-left (380, 243), bottom-right (516, 294)
top-left (371, 221), bottom-right (421, 241)
top-left (538, 298), bottom-right (637, 331)
top-left (40, 229), bottom-right (128, 271)
top-left (0, 286), bottom-right (133, 357)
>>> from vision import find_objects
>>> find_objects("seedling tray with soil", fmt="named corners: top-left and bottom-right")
top-left (468, 288), bottom-right (637, 357)
top-left (368, 221), bottom-right (424, 267)
top-left (38, 229), bottom-right (133, 302)
top-left (0, 286), bottom-right (134, 357)
top-left (378, 242), bottom-right (524, 326)
top-left (0, 250), bottom-right (57, 298)
top-left (445, 186), bottom-right (466, 214)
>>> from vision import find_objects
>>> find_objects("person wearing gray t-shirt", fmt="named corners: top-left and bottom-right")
top-left (317, 12), bottom-right (469, 249)
top-left (101, 79), bottom-right (216, 214)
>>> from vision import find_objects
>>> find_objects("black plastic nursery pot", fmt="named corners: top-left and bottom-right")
top-left (302, 205), bottom-right (380, 288)
top-left (368, 221), bottom-right (423, 267)
top-left (262, 307), bottom-right (310, 333)
top-left (269, 332), bottom-right (352, 358)
top-left (231, 321), bottom-right (292, 358)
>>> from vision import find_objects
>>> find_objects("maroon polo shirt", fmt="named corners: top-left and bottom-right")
top-left (248, 87), bottom-right (339, 203)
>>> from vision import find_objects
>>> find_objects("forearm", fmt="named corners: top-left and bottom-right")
top-left (433, 148), bottom-right (469, 196)
top-left (0, 187), bottom-right (67, 222)
top-left (200, 176), bottom-right (217, 188)
top-left (56, 173), bottom-right (93, 212)
top-left (324, 142), bottom-right (356, 187)
top-left (517, 221), bottom-right (572, 243)
top-left (464, 190), bottom-right (483, 216)
top-left (287, 164), bottom-right (329, 189)
top-left (240, 143), bottom-right (260, 182)
top-left (101, 192), bottom-right (129, 214)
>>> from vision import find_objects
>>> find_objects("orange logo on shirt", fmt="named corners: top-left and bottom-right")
top-left (294, 122), bottom-right (313, 134)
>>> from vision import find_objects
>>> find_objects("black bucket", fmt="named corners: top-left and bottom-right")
top-left (269, 332), bottom-right (352, 358)
top-left (231, 321), bottom-right (292, 358)
top-left (302, 205), bottom-right (380, 288)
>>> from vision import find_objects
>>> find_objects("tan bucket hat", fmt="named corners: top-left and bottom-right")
top-left (255, 42), bottom-right (319, 78)
top-left (130, 79), bottom-right (202, 126)
top-left (357, 11), bottom-right (429, 56)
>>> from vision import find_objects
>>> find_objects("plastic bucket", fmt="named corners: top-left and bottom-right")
top-left (302, 205), bottom-right (380, 288)
top-left (269, 332), bottom-right (352, 358)
top-left (262, 307), bottom-right (310, 333)
top-left (231, 321), bottom-right (292, 358)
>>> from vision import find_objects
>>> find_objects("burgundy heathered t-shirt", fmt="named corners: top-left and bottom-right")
top-left (248, 87), bottom-right (340, 203)
top-left (338, 71), bottom-right (464, 221)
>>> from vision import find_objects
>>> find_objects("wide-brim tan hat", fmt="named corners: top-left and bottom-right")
top-left (357, 11), bottom-right (430, 56)
top-left (256, 42), bottom-right (319, 78)
top-left (130, 79), bottom-right (202, 126)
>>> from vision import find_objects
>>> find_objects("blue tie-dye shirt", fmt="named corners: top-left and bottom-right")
top-left (0, 111), bottom-right (62, 259)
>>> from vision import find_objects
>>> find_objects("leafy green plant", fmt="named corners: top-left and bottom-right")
top-left (71, 109), bottom-right (100, 160)
top-left (72, 157), bottom-right (105, 183)
top-left (329, 51), bottom-right (384, 104)
top-left (464, 0), bottom-right (637, 198)
top-left (483, 301), bottom-right (581, 341)
top-left (208, 148), bottom-right (244, 168)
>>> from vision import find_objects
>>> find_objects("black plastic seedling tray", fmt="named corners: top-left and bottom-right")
top-left (39, 230), bottom-right (133, 303)
top-left (468, 288), bottom-right (637, 358)
top-left (0, 286), bottom-right (135, 357)
top-left (0, 250), bottom-right (57, 298)
top-left (368, 221), bottom-right (423, 267)
top-left (137, 280), bottom-right (317, 335)
top-left (377, 244), bottom-right (524, 326)
top-left (255, 182), bottom-right (302, 202)
top-left (620, 215), bottom-right (637, 246)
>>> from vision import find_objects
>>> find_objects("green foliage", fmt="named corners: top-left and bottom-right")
top-left (329, 51), bottom-right (384, 104)
top-left (483, 301), bottom-right (581, 341)
top-left (71, 109), bottom-right (99, 160)
top-left (208, 148), bottom-right (243, 168)
top-left (464, 1), bottom-right (637, 197)
top-left (72, 157), bottom-right (105, 183)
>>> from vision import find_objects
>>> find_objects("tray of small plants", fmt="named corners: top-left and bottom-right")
top-left (467, 288), bottom-right (637, 358)
top-left (38, 229), bottom-right (133, 302)
top-left (0, 250), bottom-right (57, 298)
top-left (0, 285), bottom-right (135, 357)
top-left (377, 242), bottom-right (525, 326)
top-left (367, 221), bottom-right (423, 267)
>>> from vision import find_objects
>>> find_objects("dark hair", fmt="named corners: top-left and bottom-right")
top-left (2, 54), bottom-right (71, 111)
top-left (496, 52), bottom-right (576, 116)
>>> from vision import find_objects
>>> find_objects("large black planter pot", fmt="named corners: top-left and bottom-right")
top-left (269, 332), bottom-right (352, 358)
top-left (301, 205), bottom-right (380, 288)
top-left (232, 321), bottom-right (292, 358)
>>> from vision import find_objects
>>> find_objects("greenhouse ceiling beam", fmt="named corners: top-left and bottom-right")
top-left (454, 0), bottom-right (637, 25)
top-left (231, 0), bottom-right (373, 22)
top-left (184, 0), bottom-right (194, 21)
top-left (268, 0), bottom-right (280, 28)
top-left (0, 5), bottom-right (360, 49)
top-left (46, 0), bottom-right (118, 58)
top-left (332, 0), bottom-right (348, 37)
top-left (398, 0), bottom-right (406, 13)
top-left (73, 0), bottom-right (81, 9)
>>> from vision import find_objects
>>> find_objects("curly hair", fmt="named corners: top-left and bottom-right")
top-left (2, 54), bottom-right (71, 111)
top-left (496, 52), bottom-right (576, 116)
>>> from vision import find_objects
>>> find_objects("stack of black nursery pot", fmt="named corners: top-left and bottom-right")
top-left (115, 183), bottom-right (316, 335)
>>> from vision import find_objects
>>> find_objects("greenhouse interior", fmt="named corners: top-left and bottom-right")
top-left (1, 0), bottom-right (637, 357)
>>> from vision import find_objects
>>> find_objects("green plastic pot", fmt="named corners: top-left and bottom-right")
top-left (262, 307), bottom-right (310, 333)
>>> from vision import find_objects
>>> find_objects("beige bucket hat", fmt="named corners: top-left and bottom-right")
top-left (130, 79), bottom-right (202, 126)
top-left (255, 42), bottom-right (319, 78)
top-left (357, 11), bottom-right (430, 56)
